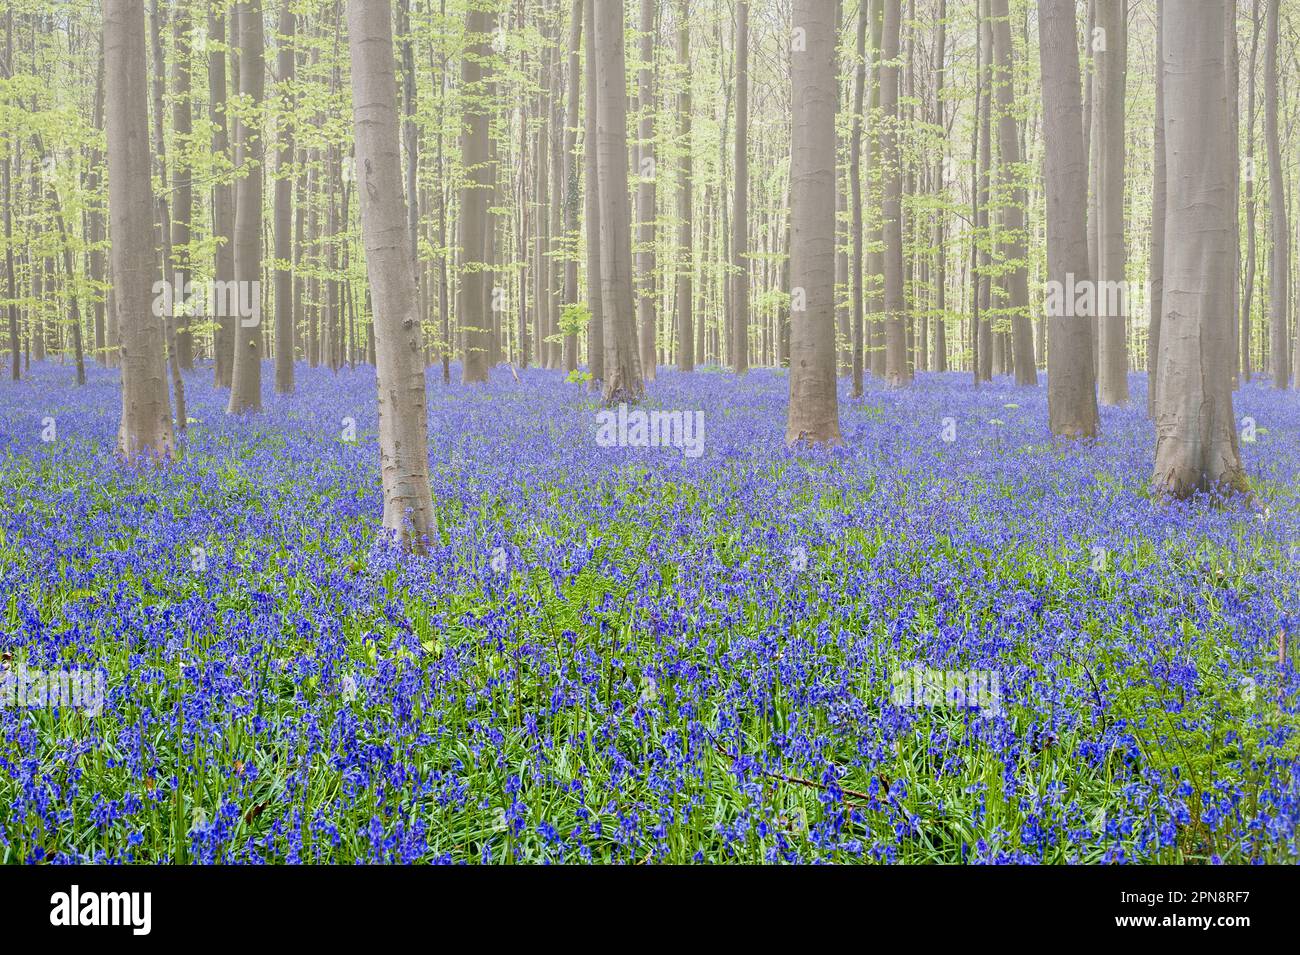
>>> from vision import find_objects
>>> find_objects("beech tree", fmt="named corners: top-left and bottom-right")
top-left (1148, 0), bottom-right (1164, 418)
top-left (209, 6), bottom-right (235, 390)
top-left (674, 0), bottom-right (693, 373)
top-left (731, 0), bottom-right (749, 375)
top-left (583, 0), bottom-right (604, 385)
top-left (458, 4), bottom-right (492, 385)
top-left (346, 0), bottom-right (437, 547)
top-left (227, 0), bottom-right (265, 414)
top-left (274, 3), bottom-right (295, 395)
top-left (785, 0), bottom-right (841, 443)
top-left (988, 0), bottom-right (1034, 385)
top-left (1152, 0), bottom-right (1247, 498)
top-left (1265, 0), bottom-right (1288, 388)
top-left (880, 0), bottom-right (909, 387)
top-left (849, 0), bottom-right (867, 397)
top-left (105, 0), bottom-right (173, 459)
top-left (1094, 0), bottom-right (1128, 404)
top-left (593, 0), bottom-right (644, 403)
top-left (637, 0), bottom-right (658, 380)
top-left (171, 2), bottom-right (193, 371)
top-left (1038, 0), bottom-right (1098, 438)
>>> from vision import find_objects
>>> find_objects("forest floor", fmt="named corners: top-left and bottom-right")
top-left (1, 361), bottom-right (1297, 863)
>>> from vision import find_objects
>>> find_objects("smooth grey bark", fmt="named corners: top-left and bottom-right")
top-left (594, 0), bottom-right (644, 403)
top-left (583, 0), bottom-right (604, 384)
top-left (535, 10), bottom-right (553, 373)
top-left (1083, 0), bottom-right (1095, 268)
top-left (459, 6), bottom-right (492, 383)
top-left (1265, 0), bottom-right (1288, 387)
top-left (546, 11), bottom-right (564, 372)
top-left (227, 0), bottom-right (264, 413)
top-left (106, 0), bottom-right (174, 460)
top-left (675, 0), bottom-right (693, 371)
top-left (637, 0), bottom-right (658, 379)
top-left (434, 0), bottom-right (450, 383)
top-left (1153, 0), bottom-right (1247, 498)
top-left (975, 0), bottom-right (992, 382)
top-left (835, 0), bottom-right (848, 377)
top-left (274, 3), bottom-right (295, 394)
top-left (1148, 0), bottom-right (1164, 418)
top-left (867, 0), bottom-right (884, 377)
top-left (931, 0), bottom-right (947, 373)
top-left (172, 3), bottom-right (193, 370)
top-left (533, 6), bottom-right (553, 374)
top-left (1038, 0), bottom-right (1098, 438)
top-left (210, 8), bottom-right (235, 387)
top-left (147, 0), bottom-right (187, 432)
top-left (4, 12), bottom-right (18, 380)
top-left (731, 0), bottom-right (749, 374)
top-left (988, 0), bottom-right (1035, 385)
top-left (346, 0), bottom-right (437, 549)
top-left (1242, 0), bottom-right (1260, 383)
top-left (562, 0), bottom-right (582, 373)
top-left (849, 0), bottom-right (867, 396)
top-left (1227, 0), bottom-right (1240, 388)
top-left (881, 0), bottom-right (909, 385)
top-left (397, 0), bottom-right (422, 367)
top-left (785, 0), bottom-right (842, 443)
top-left (1094, 0), bottom-right (1128, 404)
top-left (89, 39), bottom-right (109, 363)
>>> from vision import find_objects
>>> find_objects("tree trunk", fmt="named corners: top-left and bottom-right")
top-left (594, 0), bottom-right (644, 403)
top-left (227, 0), bottom-right (264, 413)
top-left (435, 0), bottom-right (450, 383)
top-left (583, 0), bottom-right (604, 385)
top-left (1093, 0), bottom-right (1128, 403)
top-left (1226, 0), bottom-right (1240, 389)
top-left (975, 0), bottom-right (992, 382)
top-left (849, 0), bottom-right (867, 396)
top-left (171, 3), bottom-right (193, 370)
top-left (562, 0), bottom-right (582, 374)
top-left (535, 47), bottom-right (552, 372)
top-left (989, 0), bottom-right (1036, 385)
top-left (210, 8), bottom-right (235, 388)
top-left (106, 0), bottom-right (174, 460)
top-left (459, 6), bottom-right (492, 383)
top-left (868, 0), bottom-right (884, 377)
top-left (148, 0), bottom-right (187, 432)
top-left (1242, 0), bottom-right (1260, 383)
top-left (1148, 0), bottom-right (1164, 418)
top-left (675, 0), bottom-right (693, 372)
top-left (1152, 0), bottom-right (1247, 498)
top-left (785, 0), bottom-right (842, 443)
top-left (274, 3), bottom-right (295, 393)
top-left (731, 0), bottom-right (749, 374)
top-left (3, 11), bottom-right (18, 380)
top-left (346, 0), bottom-right (437, 548)
top-left (931, 0), bottom-right (947, 373)
top-left (636, 0), bottom-right (658, 379)
top-left (1038, 0), bottom-right (1098, 438)
top-left (546, 14), bottom-right (563, 371)
top-left (1265, 0), bottom-right (1288, 387)
top-left (881, 0), bottom-right (909, 385)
